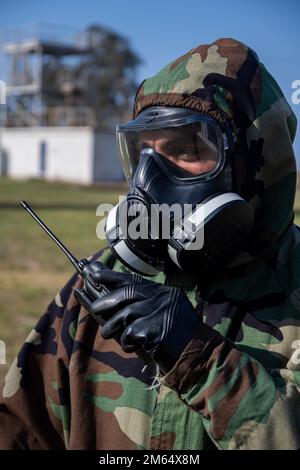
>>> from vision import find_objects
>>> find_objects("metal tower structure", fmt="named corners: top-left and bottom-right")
top-left (0, 24), bottom-right (95, 127)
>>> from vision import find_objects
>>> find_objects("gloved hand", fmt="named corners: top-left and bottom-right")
top-left (74, 264), bottom-right (203, 374)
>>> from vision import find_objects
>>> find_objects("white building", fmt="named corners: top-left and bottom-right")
top-left (0, 25), bottom-right (126, 184)
top-left (0, 126), bottom-right (124, 184)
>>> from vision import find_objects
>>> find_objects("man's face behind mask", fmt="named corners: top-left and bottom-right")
top-left (136, 124), bottom-right (220, 176)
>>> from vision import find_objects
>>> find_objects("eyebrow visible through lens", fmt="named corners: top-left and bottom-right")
top-left (140, 137), bottom-right (186, 150)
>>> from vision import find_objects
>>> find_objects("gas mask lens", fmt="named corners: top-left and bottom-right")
top-left (116, 112), bottom-right (225, 182)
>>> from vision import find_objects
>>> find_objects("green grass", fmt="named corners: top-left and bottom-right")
top-left (0, 178), bottom-right (126, 383)
top-left (1, 208), bottom-right (107, 271)
top-left (0, 177), bottom-right (299, 384)
top-left (0, 177), bottom-right (126, 206)
top-left (0, 178), bottom-right (127, 272)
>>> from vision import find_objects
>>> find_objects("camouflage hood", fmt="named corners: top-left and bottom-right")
top-left (133, 37), bottom-right (298, 266)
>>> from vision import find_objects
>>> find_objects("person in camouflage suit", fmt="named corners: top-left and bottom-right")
top-left (0, 37), bottom-right (299, 450)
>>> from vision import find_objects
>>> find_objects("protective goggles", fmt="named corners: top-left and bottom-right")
top-left (116, 107), bottom-right (231, 183)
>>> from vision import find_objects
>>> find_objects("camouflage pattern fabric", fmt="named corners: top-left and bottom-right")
top-left (134, 37), bottom-right (297, 262)
top-left (0, 37), bottom-right (299, 450)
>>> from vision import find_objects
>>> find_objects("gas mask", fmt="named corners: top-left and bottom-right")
top-left (105, 107), bottom-right (254, 278)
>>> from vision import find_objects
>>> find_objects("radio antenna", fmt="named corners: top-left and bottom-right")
top-left (20, 201), bottom-right (83, 273)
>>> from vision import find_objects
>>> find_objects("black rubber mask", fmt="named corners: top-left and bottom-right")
top-left (106, 107), bottom-right (254, 278)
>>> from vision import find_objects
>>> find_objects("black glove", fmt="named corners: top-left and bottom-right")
top-left (74, 264), bottom-right (202, 374)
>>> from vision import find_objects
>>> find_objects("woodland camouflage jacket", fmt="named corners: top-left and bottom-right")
top-left (0, 38), bottom-right (300, 450)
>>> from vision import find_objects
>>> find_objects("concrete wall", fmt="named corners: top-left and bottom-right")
top-left (93, 131), bottom-right (124, 182)
top-left (0, 126), bottom-right (124, 183)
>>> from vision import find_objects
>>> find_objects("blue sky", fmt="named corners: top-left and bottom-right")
top-left (1, 0), bottom-right (299, 165)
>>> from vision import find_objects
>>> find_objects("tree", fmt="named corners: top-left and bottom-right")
top-left (75, 24), bottom-right (142, 128)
